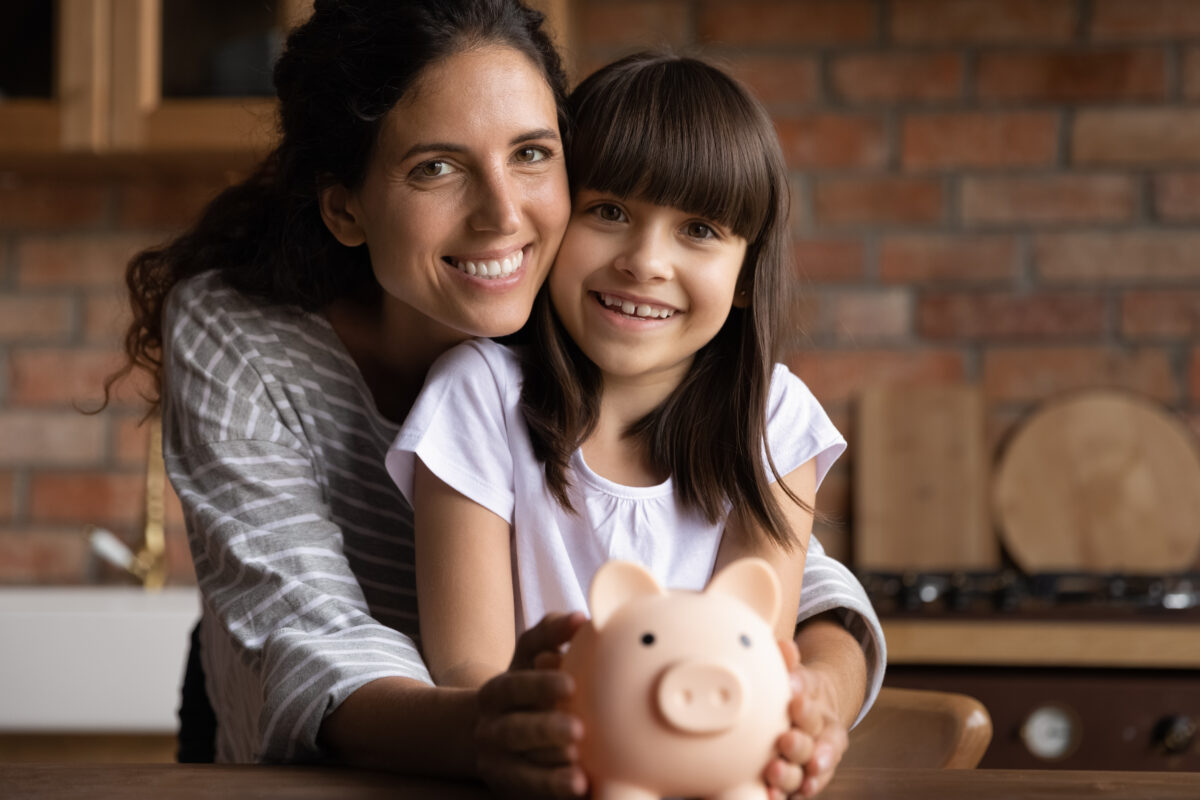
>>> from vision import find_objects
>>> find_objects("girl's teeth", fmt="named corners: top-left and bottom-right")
top-left (599, 293), bottom-right (674, 319)
top-left (454, 249), bottom-right (523, 279)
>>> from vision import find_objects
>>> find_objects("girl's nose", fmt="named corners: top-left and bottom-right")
top-left (468, 169), bottom-right (522, 235)
top-left (616, 230), bottom-right (672, 282)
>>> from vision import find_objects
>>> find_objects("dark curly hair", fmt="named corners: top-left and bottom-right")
top-left (105, 0), bottom-right (568, 411)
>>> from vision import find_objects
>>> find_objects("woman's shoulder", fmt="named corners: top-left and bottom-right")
top-left (429, 338), bottom-right (522, 382)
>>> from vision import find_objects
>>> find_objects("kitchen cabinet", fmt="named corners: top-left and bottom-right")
top-left (0, 0), bottom-right (572, 160)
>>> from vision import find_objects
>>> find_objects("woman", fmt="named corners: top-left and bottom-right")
top-left (111, 1), bottom-right (883, 797)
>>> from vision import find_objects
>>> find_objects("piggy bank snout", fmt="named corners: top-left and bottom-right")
top-left (655, 659), bottom-right (744, 734)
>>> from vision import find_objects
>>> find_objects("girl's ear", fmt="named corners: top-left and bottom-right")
top-left (732, 271), bottom-right (752, 309)
top-left (318, 183), bottom-right (367, 247)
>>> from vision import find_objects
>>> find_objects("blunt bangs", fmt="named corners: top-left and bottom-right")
top-left (567, 55), bottom-right (776, 242)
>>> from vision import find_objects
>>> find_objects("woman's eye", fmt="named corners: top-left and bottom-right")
top-left (413, 160), bottom-right (452, 178)
top-left (514, 146), bottom-right (547, 164)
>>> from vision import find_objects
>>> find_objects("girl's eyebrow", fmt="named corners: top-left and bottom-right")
top-left (399, 128), bottom-right (561, 162)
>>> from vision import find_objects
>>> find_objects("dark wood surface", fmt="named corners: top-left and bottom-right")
top-left (1, 764), bottom-right (1197, 799)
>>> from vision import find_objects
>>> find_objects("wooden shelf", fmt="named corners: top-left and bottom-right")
top-left (883, 618), bottom-right (1200, 669)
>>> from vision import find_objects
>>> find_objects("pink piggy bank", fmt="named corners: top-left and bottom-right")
top-left (561, 557), bottom-right (791, 800)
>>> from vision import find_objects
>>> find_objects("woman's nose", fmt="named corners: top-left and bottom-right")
top-left (468, 169), bottom-right (522, 235)
top-left (616, 230), bottom-right (672, 282)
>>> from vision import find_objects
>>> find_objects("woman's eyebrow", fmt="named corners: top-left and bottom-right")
top-left (399, 129), bottom-right (561, 162)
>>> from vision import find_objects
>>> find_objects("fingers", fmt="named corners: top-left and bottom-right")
top-left (479, 669), bottom-right (574, 715)
top-left (477, 708), bottom-right (582, 756)
top-left (511, 611), bottom-right (587, 670)
top-left (477, 756), bottom-right (587, 799)
top-left (763, 755), bottom-right (803, 796)
top-left (777, 638), bottom-right (801, 672)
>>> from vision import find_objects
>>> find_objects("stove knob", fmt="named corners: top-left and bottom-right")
top-left (1153, 715), bottom-right (1197, 755)
top-left (1020, 704), bottom-right (1080, 761)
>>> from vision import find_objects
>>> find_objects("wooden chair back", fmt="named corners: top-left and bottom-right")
top-left (843, 687), bottom-right (992, 769)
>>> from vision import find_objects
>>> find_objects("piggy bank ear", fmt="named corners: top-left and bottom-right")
top-left (589, 560), bottom-right (664, 630)
top-left (706, 558), bottom-right (781, 628)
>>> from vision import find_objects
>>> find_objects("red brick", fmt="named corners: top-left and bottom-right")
top-left (113, 414), bottom-right (157, 466)
top-left (0, 174), bottom-right (108, 231)
top-left (1091, 0), bottom-right (1200, 40)
top-left (776, 114), bottom-right (888, 170)
top-left (0, 472), bottom-right (13, 522)
top-left (0, 528), bottom-right (92, 584)
top-left (1192, 347), bottom-right (1200, 405)
top-left (116, 175), bottom-right (228, 229)
top-left (793, 238), bottom-right (866, 282)
top-left (814, 176), bottom-right (944, 227)
top-left (1183, 47), bottom-right (1200, 100)
top-left (1122, 290), bottom-right (1200, 338)
top-left (15, 233), bottom-right (162, 288)
top-left (828, 289), bottom-right (912, 343)
top-left (1074, 109), bottom-right (1200, 165)
top-left (727, 55), bottom-right (820, 107)
top-left (976, 49), bottom-right (1166, 102)
top-left (698, 0), bottom-right (876, 46)
top-left (879, 235), bottom-right (1019, 284)
top-left (9, 347), bottom-right (150, 409)
top-left (983, 347), bottom-right (1177, 405)
top-left (785, 349), bottom-right (967, 404)
top-left (831, 52), bottom-right (964, 103)
top-left (891, 0), bottom-right (1076, 44)
top-left (0, 411), bottom-right (107, 466)
top-left (82, 288), bottom-right (131, 344)
top-left (574, 0), bottom-right (690, 50)
top-left (1035, 232), bottom-right (1200, 283)
top-left (165, 523), bottom-right (198, 586)
top-left (1153, 172), bottom-right (1200, 221)
top-left (919, 291), bottom-right (1107, 339)
top-left (29, 471), bottom-right (144, 528)
top-left (903, 111), bottom-right (1059, 169)
top-left (0, 294), bottom-right (74, 341)
top-left (961, 174), bottom-right (1138, 226)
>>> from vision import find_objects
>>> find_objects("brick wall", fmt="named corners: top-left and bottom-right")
top-left (574, 0), bottom-right (1200, 564)
top-left (3, 0), bottom-right (1200, 584)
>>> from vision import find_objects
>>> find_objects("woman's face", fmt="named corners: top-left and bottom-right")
top-left (338, 44), bottom-right (569, 341)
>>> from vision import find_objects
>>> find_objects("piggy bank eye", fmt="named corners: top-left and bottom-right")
top-left (739, 634), bottom-right (752, 648)
top-left (641, 632), bottom-right (656, 646)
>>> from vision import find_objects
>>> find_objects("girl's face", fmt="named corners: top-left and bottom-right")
top-left (336, 44), bottom-right (569, 341)
top-left (549, 190), bottom-right (748, 392)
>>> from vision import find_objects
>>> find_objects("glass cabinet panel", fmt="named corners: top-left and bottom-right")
top-left (161, 0), bottom-right (282, 98)
top-left (0, 1), bottom-right (55, 100)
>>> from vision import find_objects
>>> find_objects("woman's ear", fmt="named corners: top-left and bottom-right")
top-left (318, 183), bottom-right (367, 247)
top-left (732, 271), bottom-right (752, 309)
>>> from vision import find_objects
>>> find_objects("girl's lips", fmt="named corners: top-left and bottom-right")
top-left (443, 245), bottom-right (528, 280)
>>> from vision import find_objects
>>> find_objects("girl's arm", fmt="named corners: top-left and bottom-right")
top-left (412, 459), bottom-right (519, 688)
top-left (713, 458), bottom-right (817, 641)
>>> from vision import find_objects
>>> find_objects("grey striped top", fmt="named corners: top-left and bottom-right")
top-left (162, 271), bottom-right (886, 764)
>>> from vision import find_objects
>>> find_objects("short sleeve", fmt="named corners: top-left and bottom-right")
top-left (765, 364), bottom-right (847, 488)
top-left (387, 340), bottom-right (518, 522)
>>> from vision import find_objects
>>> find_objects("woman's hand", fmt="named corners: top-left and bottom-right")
top-left (764, 640), bottom-right (850, 799)
top-left (474, 612), bottom-right (589, 799)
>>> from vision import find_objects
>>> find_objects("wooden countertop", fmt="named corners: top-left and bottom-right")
top-left (882, 618), bottom-right (1200, 668)
top-left (2, 763), bottom-right (1196, 799)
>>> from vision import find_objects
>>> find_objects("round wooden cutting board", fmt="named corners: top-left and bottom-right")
top-left (993, 390), bottom-right (1200, 574)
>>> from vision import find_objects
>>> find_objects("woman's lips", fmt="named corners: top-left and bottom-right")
top-left (443, 246), bottom-right (525, 279)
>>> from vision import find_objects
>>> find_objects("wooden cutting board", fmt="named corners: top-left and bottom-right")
top-left (855, 383), bottom-right (998, 572)
top-left (993, 390), bottom-right (1200, 574)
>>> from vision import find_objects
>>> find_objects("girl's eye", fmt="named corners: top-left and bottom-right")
top-left (514, 146), bottom-right (548, 164)
top-left (594, 203), bottom-right (626, 222)
top-left (685, 221), bottom-right (718, 240)
top-left (412, 160), bottom-right (453, 179)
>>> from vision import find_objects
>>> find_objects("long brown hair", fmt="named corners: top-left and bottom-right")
top-left (103, 0), bottom-right (568, 411)
top-left (519, 52), bottom-right (808, 550)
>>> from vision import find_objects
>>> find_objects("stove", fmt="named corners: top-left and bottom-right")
top-left (862, 570), bottom-right (1200, 771)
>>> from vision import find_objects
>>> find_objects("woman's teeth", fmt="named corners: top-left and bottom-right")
top-left (598, 292), bottom-right (675, 319)
top-left (451, 249), bottom-right (523, 278)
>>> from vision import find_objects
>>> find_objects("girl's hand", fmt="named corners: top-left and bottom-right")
top-left (764, 640), bottom-right (850, 799)
top-left (474, 612), bottom-right (589, 799)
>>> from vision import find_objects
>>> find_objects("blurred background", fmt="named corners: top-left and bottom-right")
top-left (0, 0), bottom-right (1198, 773)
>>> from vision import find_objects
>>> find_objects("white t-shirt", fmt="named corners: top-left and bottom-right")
top-left (387, 339), bottom-right (846, 633)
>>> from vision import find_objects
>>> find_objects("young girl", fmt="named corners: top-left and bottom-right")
top-left (388, 53), bottom-right (871, 795)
